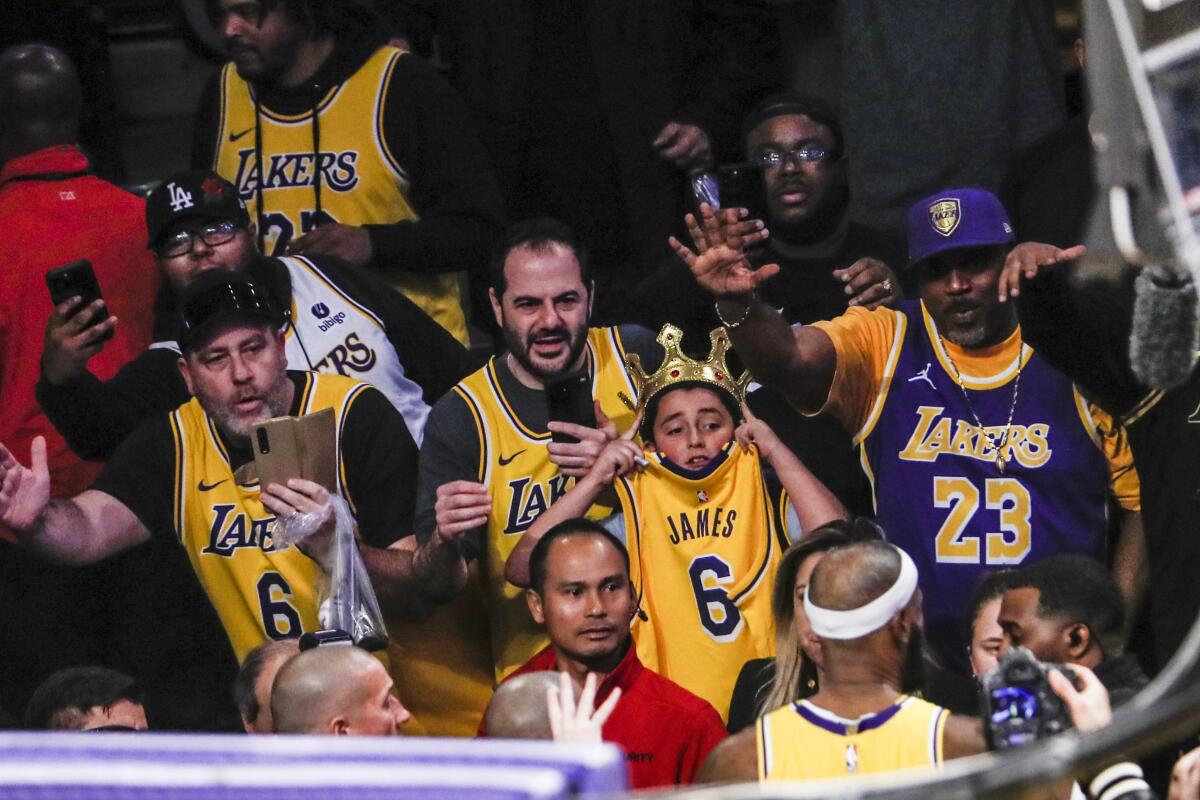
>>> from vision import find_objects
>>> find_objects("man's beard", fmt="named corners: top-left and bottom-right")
top-left (502, 320), bottom-right (589, 382)
top-left (203, 372), bottom-right (293, 444)
top-left (899, 626), bottom-right (929, 695)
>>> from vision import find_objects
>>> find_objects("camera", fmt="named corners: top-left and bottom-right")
top-left (981, 646), bottom-right (1078, 750)
top-left (298, 628), bottom-right (354, 651)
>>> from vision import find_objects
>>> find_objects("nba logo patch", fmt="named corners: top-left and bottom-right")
top-left (928, 198), bottom-right (960, 237)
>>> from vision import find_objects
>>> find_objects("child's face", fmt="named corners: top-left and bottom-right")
top-left (650, 387), bottom-right (735, 469)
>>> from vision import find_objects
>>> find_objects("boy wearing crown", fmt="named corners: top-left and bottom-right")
top-left (507, 324), bottom-right (847, 718)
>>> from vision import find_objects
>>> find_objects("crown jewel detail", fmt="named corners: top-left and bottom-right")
top-left (624, 324), bottom-right (752, 416)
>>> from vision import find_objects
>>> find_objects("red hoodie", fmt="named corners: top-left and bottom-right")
top-left (0, 145), bottom-right (158, 538)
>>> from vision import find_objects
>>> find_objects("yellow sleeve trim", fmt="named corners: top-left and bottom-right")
top-left (1090, 399), bottom-right (1142, 512)
top-left (1122, 390), bottom-right (1165, 426)
top-left (451, 384), bottom-right (489, 484)
top-left (810, 306), bottom-right (904, 436)
top-left (853, 310), bottom-right (907, 445)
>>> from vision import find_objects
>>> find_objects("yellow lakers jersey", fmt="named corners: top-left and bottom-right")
top-left (212, 46), bottom-right (468, 344)
top-left (614, 443), bottom-right (784, 719)
top-left (453, 327), bottom-right (641, 681)
top-left (757, 696), bottom-right (948, 781)
top-left (169, 372), bottom-right (367, 662)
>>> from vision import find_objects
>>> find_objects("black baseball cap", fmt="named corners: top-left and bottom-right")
top-left (146, 170), bottom-right (250, 248)
top-left (177, 270), bottom-right (281, 352)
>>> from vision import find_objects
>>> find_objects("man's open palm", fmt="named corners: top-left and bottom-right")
top-left (0, 437), bottom-right (50, 532)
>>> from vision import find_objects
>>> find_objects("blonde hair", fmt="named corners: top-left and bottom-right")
top-left (756, 520), bottom-right (884, 717)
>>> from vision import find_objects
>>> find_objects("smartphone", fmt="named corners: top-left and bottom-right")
top-left (45, 259), bottom-right (113, 341)
top-left (545, 370), bottom-right (596, 444)
top-left (251, 408), bottom-right (337, 490)
top-left (715, 162), bottom-right (767, 224)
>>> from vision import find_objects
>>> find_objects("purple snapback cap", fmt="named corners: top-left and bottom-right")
top-left (906, 188), bottom-right (1015, 268)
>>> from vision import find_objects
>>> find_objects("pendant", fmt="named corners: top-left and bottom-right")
top-left (996, 452), bottom-right (1007, 474)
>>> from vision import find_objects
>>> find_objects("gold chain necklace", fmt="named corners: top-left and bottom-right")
top-left (936, 334), bottom-right (1025, 474)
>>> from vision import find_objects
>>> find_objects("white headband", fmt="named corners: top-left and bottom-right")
top-left (803, 548), bottom-right (919, 640)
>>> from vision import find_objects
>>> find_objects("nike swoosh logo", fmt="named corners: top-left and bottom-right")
top-left (498, 449), bottom-right (526, 466)
top-left (198, 478), bottom-right (229, 492)
top-left (229, 127), bottom-right (253, 142)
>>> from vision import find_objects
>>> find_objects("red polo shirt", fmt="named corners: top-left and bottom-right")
top-left (0, 145), bottom-right (158, 540)
top-left (485, 643), bottom-right (727, 788)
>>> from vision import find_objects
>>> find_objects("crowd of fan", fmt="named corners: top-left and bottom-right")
top-left (2, 1), bottom-right (1198, 799)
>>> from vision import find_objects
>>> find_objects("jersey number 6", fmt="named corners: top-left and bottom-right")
top-left (257, 572), bottom-right (304, 639)
top-left (688, 554), bottom-right (745, 643)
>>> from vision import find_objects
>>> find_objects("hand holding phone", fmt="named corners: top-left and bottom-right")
top-left (46, 260), bottom-right (112, 338)
top-left (41, 260), bottom-right (117, 385)
top-left (545, 371), bottom-right (596, 444)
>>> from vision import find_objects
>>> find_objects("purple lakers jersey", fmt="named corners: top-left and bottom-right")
top-left (859, 301), bottom-right (1109, 668)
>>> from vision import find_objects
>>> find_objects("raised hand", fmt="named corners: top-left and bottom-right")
top-left (733, 402), bottom-right (784, 461)
top-left (652, 122), bottom-right (713, 173)
top-left (42, 296), bottom-right (118, 385)
top-left (683, 203), bottom-right (768, 255)
top-left (670, 204), bottom-right (778, 299)
top-left (547, 671), bottom-right (621, 744)
top-left (998, 243), bottom-right (1086, 302)
top-left (432, 480), bottom-right (491, 543)
top-left (0, 437), bottom-right (50, 533)
top-left (581, 409), bottom-right (645, 487)
top-left (833, 257), bottom-right (899, 310)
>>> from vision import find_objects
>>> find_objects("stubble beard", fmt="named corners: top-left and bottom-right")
top-left (203, 371), bottom-right (293, 444)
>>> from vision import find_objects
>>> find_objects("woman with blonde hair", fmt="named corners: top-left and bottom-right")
top-left (725, 520), bottom-right (883, 733)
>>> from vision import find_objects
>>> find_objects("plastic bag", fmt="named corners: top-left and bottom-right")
top-left (273, 495), bottom-right (389, 651)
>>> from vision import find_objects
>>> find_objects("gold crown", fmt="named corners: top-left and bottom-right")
top-left (623, 324), bottom-right (751, 417)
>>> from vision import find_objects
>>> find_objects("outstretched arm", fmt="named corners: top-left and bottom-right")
top-left (735, 404), bottom-right (847, 533)
top-left (0, 437), bottom-right (150, 565)
top-left (672, 205), bottom-right (838, 412)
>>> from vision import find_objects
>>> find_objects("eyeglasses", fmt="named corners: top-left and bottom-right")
top-left (156, 220), bottom-right (241, 258)
top-left (754, 147), bottom-right (832, 169)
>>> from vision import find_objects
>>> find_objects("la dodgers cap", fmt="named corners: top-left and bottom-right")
top-left (177, 269), bottom-right (280, 352)
top-left (906, 188), bottom-right (1015, 268)
top-left (146, 170), bottom-right (250, 248)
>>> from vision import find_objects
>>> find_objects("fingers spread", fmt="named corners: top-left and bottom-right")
top-left (668, 236), bottom-right (698, 268)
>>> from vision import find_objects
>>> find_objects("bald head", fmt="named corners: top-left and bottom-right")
top-left (484, 672), bottom-right (561, 739)
top-left (0, 44), bottom-right (82, 161)
top-left (271, 646), bottom-right (405, 735)
top-left (808, 541), bottom-right (903, 612)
